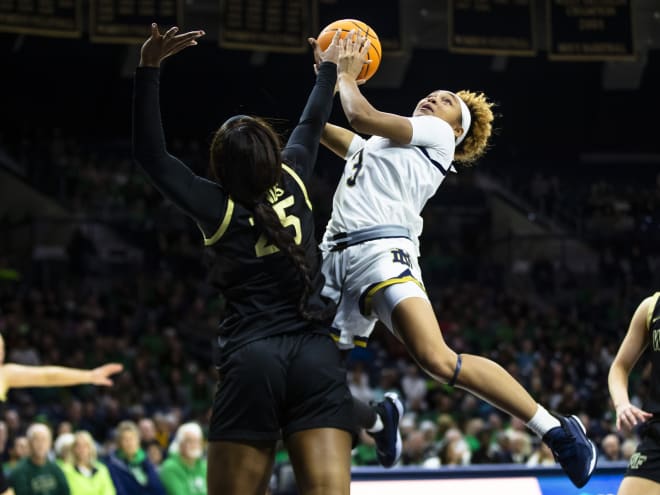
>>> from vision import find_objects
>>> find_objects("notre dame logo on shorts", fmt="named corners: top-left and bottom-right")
top-left (629, 452), bottom-right (648, 469)
top-left (391, 248), bottom-right (412, 268)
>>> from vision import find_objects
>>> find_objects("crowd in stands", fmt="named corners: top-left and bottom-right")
top-left (1, 131), bottom-right (659, 492)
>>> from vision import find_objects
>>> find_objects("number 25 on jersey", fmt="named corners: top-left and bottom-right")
top-left (250, 195), bottom-right (302, 257)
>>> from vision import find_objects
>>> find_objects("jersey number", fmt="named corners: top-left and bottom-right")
top-left (254, 195), bottom-right (302, 257)
top-left (346, 149), bottom-right (364, 187)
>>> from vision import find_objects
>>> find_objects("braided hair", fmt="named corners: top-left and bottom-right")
top-left (209, 115), bottom-right (321, 320)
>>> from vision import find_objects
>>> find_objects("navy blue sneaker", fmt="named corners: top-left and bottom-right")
top-left (543, 415), bottom-right (598, 488)
top-left (367, 392), bottom-right (404, 467)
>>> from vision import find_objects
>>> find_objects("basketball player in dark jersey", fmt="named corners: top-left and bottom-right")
top-left (133, 24), bottom-right (353, 495)
top-left (609, 292), bottom-right (660, 495)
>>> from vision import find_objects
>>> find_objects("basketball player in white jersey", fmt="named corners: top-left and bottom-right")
top-left (309, 33), bottom-right (597, 487)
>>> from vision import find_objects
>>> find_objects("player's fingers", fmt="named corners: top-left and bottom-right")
top-left (330, 28), bottom-right (342, 46)
top-left (150, 23), bottom-right (160, 38)
top-left (360, 39), bottom-right (371, 57)
top-left (356, 78), bottom-right (367, 86)
top-left (164, 26), bottom-right (179, 38)
top-left (173, 31), bottom-right (204, 44)
top-left (107, 363), bottom-right (123, 374)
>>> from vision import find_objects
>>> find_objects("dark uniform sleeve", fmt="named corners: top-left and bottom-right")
top-left (132, 67), bottom-right (226, 236)
top-left (281, 61), bottom-right (337, 181)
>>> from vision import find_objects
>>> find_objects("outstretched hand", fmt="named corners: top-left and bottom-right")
top-left (140, 23), bottom-right (205, 68)
top-left (308, 30), bottom-right (367, 87)
top-left (337, 30), bottom-right (371, 82)
top-left (90, 363), bottom-right (124, 386)
top-left (616, 403), bottom-right (653, 431)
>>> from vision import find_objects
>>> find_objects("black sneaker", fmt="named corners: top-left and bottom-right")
top-left (367, 392), bottom-right (404, 468)
top-left (543, 415), bottom-right (598, 488)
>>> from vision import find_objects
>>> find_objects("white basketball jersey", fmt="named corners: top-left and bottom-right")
top-left (321, 116), bottom-right (457, 255)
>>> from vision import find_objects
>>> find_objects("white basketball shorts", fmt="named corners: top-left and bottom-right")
top-left (320, 237), bottom-right (428, 350)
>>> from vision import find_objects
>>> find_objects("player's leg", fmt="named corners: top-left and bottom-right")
top-left (207, 440), bottom-right (275, 495)
top-left (619, 443), bottom-right (660, 495)
top-left (207, 338), bottom-right (287, 495)
top-left (389, 295), bottom-right (538, 419)
top-left (617, 476), bottom-right (660, 495)
top-left (380, 285), bottom-right (596, 488)
top-left (282, 333), bottom-right (355, 493)
top-left (286, 428), bottom-right (352, 495)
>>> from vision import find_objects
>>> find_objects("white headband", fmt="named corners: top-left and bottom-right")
top-left (448, 92), bottom-right (471, 146)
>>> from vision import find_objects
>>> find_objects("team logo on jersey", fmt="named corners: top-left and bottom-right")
top-left (267, 185), bottom-right (285, 204)
top-left (653, 329), bottom-right (660, 352)
top-left (628, 452), bottom-right (647, 469)
top-left (391, 248), bottom-right (412, 268)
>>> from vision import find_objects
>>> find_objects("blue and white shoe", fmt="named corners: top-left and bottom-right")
top-left (543, 415), bottom-right (598, 488)
top-left (367, 392), bottom-right (404, 468)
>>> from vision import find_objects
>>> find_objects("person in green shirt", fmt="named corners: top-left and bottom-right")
top-left (159, 423), bottom-right (206, 495)
top-left (61, 431), bottom-right (116, 495)
top-left (9, 423), bottom-right (70, 495)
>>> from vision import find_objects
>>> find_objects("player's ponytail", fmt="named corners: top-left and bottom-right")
top-left (250, 201), bottom-right (318, 320)
top-left (209, 115), bottom-right (324, 321)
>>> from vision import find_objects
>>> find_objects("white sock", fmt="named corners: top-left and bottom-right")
top-left (367, 414), bottom-right (384, 433)
top-left (526, 404), bottom-right (561, 438)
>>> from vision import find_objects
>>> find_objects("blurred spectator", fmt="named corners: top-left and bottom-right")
top-left (158, 422), bottom-right (206, 495)
top-left (526, 442), bottom-right (556, 467)
top-left (106, 421), bottom-right (164, 495)
top-left (9, 423), bottom-right (70, 495)
top-left (61, 431), bottom-right (115, 495)
top-left (53, 433), bottom-right (75, 468)
top-left (137, 421), bottom-right (156, 451)
top-left (3, 436), bottom-right (29, 477)
top-left (621, 438), bottom-right (638, 461)
top-left (144, 443), bottom-right (162, 469)
top-left (347, 362), bottom-right (374, 405)
top-left (600, 433), bottom-right (622, 461)
top-left (401, 364), bottom-right (427, 412)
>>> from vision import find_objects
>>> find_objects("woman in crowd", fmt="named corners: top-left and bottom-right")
top-left (61, 431), bottom-right (116, 495)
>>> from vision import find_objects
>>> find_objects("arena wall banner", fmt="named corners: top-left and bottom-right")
top-left (547, 0), bottom-right (635, 61)
top-left (218, 0), bottom-right (314, 53)
top-left (448, 0), bottom-right (536, 56)
top-left (0, 0), bottom-right (82, 38)
top-left (90, 0), bottom-right (183, 44)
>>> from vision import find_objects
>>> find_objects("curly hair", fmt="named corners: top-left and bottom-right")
top-left (454, 90), bottom-right (495, 165)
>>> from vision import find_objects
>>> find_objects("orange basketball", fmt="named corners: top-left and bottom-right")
top-left (317, 19), bottom-right (381, 81)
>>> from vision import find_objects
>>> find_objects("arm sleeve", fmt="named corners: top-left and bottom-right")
top-left (344, 134), bottom-right (367, 160)
top-left (409, 116), bottom-right (456, 149)
top-left (132, 67), bottom-right (226, 234)
top-left (281, 61), bottom-right (337, 181)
